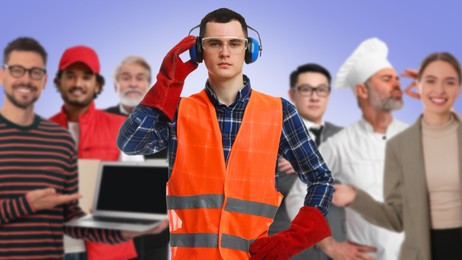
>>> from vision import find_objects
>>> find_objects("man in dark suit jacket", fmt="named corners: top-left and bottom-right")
top-left (269, 63), bottom-right (374, 259)
top-left (105, 56), bottom-right (169, 260)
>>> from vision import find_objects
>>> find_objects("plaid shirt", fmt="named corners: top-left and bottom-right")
top-left (117, 76), bottom-right (333, 216)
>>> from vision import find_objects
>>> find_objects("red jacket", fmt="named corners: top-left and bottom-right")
top-left (50, 102), bottom-right (125, 160)
top-left (50, 101), bottom-right (137, 260)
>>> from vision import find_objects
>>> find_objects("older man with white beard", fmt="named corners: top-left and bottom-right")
top-left (105, 56), bottom-right (169, 260)
top-left (106, 56), bottom-right (151, 115)
top-left (319, 38), bottom-right (406, 260)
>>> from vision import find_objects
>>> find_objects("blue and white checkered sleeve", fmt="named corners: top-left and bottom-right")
top-left (279, 98), bottom-right (334, 217)
top-left (116, 104), bottom-right (171, 156)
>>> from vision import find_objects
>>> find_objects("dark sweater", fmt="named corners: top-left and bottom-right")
top-left (0, 115), bottom-right (125, 259)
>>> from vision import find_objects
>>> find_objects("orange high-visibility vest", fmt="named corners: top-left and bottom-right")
top-left (167, 90), bottom-right (283, 259)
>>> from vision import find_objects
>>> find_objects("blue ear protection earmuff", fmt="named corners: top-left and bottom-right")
top-left (188, 25), bottom-right (202, 64)
top-left (188, 24), bottom-right (263, 64)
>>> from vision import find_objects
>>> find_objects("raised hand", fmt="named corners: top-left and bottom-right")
top-left (140, 36), bottom-right (199, 120)
top-left (401, 68), bottom-right (420, 99)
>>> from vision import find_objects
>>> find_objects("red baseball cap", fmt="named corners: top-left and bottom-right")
top-left (58, 45), bottom-right (100, 74)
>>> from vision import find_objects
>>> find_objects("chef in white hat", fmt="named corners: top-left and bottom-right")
top-left (318, 38), bottom-right (407, 260)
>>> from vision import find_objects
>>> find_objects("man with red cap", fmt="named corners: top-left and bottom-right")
top-left (50, 45), bottom-right (147, 260)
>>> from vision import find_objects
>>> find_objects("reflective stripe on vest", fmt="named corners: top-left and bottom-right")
top-left (170, 233), bottom-right (255, 252)
top-left (168, 90), bottom-right (283, 259)
top-left (167, 195), bottom-right (279, 218)
top-left (225, 198), bottom-right (279, 218)
top-left (167, 194), bottom-right (224, 209)
top-left (171, 233), bottom-right (218, 248)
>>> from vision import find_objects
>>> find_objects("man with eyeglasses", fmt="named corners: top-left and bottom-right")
top-left (0, 37), bottom-right (160, 260)
top-left (117, 7), bottom-right (333, 259)
top-left (3, 64), bottom-right (47, 81)
top-left (273, 63), bottom-right (378, 259)
top-left (288, 63), bottom-right (339, 147)
top-left (319, 38), bottom-right (406, 260)
top-left (268, 63), bottom-right (352, 259)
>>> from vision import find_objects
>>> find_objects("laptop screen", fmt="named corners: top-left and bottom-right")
top-left (95, 163), bottom-right (168, 214)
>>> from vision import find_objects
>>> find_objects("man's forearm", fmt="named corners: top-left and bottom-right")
top-left (117, 105), bottom-right (169, 155)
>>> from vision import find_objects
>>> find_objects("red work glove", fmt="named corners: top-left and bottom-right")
top-left (140, 35), bottom-right (198, 120)
top-left (250, 206), bottom-right (331, 259)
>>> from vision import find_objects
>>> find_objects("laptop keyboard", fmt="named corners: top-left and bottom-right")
top-left (88, 216), bottom-right (158, 225)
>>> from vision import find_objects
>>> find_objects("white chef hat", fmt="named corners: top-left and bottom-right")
top-left (334, 37), bottom-right (393, 92)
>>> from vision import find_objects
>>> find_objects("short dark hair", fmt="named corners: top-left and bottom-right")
top-left (418, 52), bottom-right (461, 85)
top-left (53, 71), bottom-right (105, 99)
top-left (199, 8), bottom-right (248, 38)
top-left (3, 37), bottom-right (47, 65)
top-left (290, 63), bottom-right (332, 88)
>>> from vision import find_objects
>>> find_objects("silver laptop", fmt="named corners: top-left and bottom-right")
top-left (65, 160), bottom-right (169, 232)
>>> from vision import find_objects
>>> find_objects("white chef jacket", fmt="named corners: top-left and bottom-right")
top-left (319, 118), bottom-right (407, 260)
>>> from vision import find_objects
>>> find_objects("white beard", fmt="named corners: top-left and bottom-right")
top-left (118, 89), bottom-right (144, 108)
top-left (120, 95), bottom-right (142, 108)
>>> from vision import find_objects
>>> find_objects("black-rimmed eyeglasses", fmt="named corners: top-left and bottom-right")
top-left (293, 84), bottom-right (330, 97)
top-left (2, 64), bottom-right (46, 80)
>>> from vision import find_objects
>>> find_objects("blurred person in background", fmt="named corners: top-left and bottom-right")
top-left (51, 45), bottom-right (145, 260)
top-left (105, 55), bottom-right (169, 259)
top-left (334, 52), bottom-right (462, 260)
top-left (319, 37), bottom-right (406, 260)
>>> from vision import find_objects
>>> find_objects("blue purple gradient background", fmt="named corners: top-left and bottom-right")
top-left (1, 0), bottom-right (461, 126)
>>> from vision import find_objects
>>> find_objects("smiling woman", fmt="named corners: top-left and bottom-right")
top-left (417, 53), bottom-right (462, 125)
top-left (414, 53), bottom-right (462, 260)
